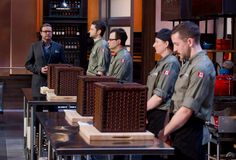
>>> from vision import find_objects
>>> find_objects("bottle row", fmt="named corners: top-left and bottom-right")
top-left (49, 8), bottom-right (80, 17)
top-left (56, 40), bottom-right (80, 50)
top-left (65, 51), bottom-right (80, 65)
top-left (52, 25), bottom-right (80, 37)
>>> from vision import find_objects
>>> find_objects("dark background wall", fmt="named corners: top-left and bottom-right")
top-left (0, 0), bottom-right (36, 109)
top-left (0, 0), bottom-right (37, 75)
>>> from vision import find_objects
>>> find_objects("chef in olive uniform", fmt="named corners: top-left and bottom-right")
top-left (158, 21), bottom-right (216, 160)
top-left (107, 28), bottom-right (133, 82)
top-left (146, 29), bottom-right (180, 136)
top-left (87, 20), bottom-right (110, 76)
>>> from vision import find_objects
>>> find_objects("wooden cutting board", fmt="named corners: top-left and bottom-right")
top-left (46, 92), bottom-right (77, 102)
top-left (64, 110), bottom-right (93, 123)
top-left (79, 125), bottom-right (154, 141)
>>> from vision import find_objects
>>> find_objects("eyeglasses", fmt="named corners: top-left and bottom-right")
top-left (108, 38), bottom-right (118, 41)
top-left (41, 31), bottom-right (52, 33)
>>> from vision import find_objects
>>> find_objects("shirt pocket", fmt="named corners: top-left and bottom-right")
top-left (90, 51), bottom-right (98, 70)
top-left (147, 69), bottom-right (161, 95)
top-left (49, 50), bottom-right (59, 62)
top-left (176, 73), bottom-right (189, 91)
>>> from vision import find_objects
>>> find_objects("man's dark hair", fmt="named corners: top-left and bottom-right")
top-left (110, 28), bottom-right (128, 46)
top-left (40, 23), bottom-right (52, 32)
top-left (171, 21), bottom-right (200, 44)
top-left (92, 20), bottom-right (107, 37)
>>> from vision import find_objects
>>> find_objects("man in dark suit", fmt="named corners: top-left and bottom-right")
top-left (25, 23), bottom-right (66, 97)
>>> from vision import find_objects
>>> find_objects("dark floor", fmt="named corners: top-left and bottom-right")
top-left (0, 109), bottom-right (25, 160)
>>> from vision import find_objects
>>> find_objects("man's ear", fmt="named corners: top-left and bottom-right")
top-left (187, 38), bottom-right (194, 47)
top-left (97, 29), bottom-right (101, 35)
top-left (117, 39), bottom-right (121, 45)
top-left (165, 41), bottom-right (169, 48)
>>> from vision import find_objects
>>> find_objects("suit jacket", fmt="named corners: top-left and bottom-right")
top-left (25, 40), bottom-right (66, 97)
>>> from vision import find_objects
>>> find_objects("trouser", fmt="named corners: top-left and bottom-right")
top-left (171, 116), bottom-right (206, 160)
top-left (146, 109), bottom-right (167, 137)
top-left (142, 109), bottom-right (167, 160)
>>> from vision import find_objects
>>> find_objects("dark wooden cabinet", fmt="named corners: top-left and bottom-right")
top-left (161, 0), bottom-right (189, 21)
top-left (43, 0), bottom-right (87, 67)
top-left (222, 0), bottom-right (236, 15)
top-left (161, 0), bottom-right (236, 21)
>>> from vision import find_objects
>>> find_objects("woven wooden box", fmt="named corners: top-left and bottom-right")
top-left (55, 67), bottom-right (84, 96)
top-left (77, 76), bottom-right (117, 116)
top-left (47, 64), bottom-right (71, 89)
top-left (93, 82), bottom-right (148, 132)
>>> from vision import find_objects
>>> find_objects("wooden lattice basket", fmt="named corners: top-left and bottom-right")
top-left (55, 67), bottom-right (84, 96)
top-left (77, 76), bottom-right (117, 116)
top-left (93, 82), bottom-right (147, 132)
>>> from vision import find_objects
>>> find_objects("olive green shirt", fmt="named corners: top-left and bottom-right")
top-left (86, 38), bottom-right (110, 75)
top-left (146, 54), bottom-right (180, 110)
top-left (107, 48), bottom-right (133, 82)
top-left (172, 51), bottom-right (216, 121)
top-left (171, 51), bottom-right (216, 145)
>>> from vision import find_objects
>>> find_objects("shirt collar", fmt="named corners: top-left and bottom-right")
top-left (189, 50), bottom-right (206, 63)
top-left (158, 53), bottom-right (172, 62)
top-left (42, 40), bottom-right (52, 47)
top-left (94, 38), bottom-right (102, 44)
top-left (111, 47), bottom-right (125, 57)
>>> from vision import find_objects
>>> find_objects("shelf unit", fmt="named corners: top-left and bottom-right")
top-left (207, 50), bottom-right (236, 53)
top-left (48, 0), bottom-right (81, 17)
top-left (170, 18), bottom-right (235, 69)
top-left (43, 0), bottom-right (88, 67)
top-left (206, 49), bottom-right (236, 62)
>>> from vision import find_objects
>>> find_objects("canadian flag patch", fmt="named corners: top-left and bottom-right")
top-left (121, 58), bottom-right (125, 63)
top-left (198, 72), bottom-right (204, 78)
top-left (164, 70), bottom-right (170, 75)
top-left (99, 48), bottom-right (105, 53)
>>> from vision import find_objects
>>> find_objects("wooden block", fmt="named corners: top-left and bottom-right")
top-left (80, 133), bottom-right (155, 146)
top-left (40, 86), bottom-right (54, 95)
top-left (64, 110), bottom-right (93, 123)
top-left (46, 92), bottom-right (76, 102)
top-left (79, 125), bottom-right (154, 141)
top-left (65, 116), bottom-right (78, 126)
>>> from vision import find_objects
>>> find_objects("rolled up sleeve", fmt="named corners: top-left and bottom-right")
top-left (182, 69), bottom-right (210, 113)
